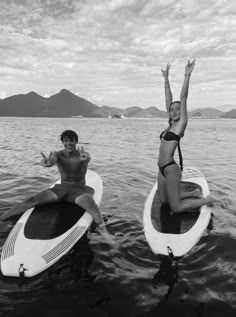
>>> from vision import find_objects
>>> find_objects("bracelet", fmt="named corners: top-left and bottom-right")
top-left (184, 74), bottom-right (191, 77)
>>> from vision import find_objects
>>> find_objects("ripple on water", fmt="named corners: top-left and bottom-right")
top-left (0, 118), bottom-right (236, 315)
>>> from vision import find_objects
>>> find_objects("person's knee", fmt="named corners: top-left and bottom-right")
top-left (76, 194), bottom-right (98, 210)
top-left (170, 203), bottom-right (182, 213)
top-left (158, 190), bottom-right (168, 205)
top-left (25, 195), bottom-right (37, 205)
top-left (159, 196), bottom-right (168, 205)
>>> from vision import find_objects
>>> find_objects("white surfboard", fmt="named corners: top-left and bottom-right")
top-left (1, 169), bottom-right (103, 277)
top-left (143, 167), bottom-right (212, 257)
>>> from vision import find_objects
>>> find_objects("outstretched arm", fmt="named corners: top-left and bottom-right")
top-left (161, 63), bottom-right (173, 118)
top-left (179, 59), bottom-right (195, 125)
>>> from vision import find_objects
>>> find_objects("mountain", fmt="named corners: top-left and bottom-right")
top-left (132, 106), bottom-right (167, 118)
top-left (46, 89), bottom-right (99, 117)
top-left (83, 104), bottom-right (166, 118)
top-left (0, 92), bottom-right (47, 117)
top-left (0, 89), bottom-right (236, 118)
top-left (0, 89), bottom-right (99, 117)
top-left (123, 106), bottom-right (142, 117)
top-left (221, 109), bottom-right (236, 118)
top-left (91, 105), bottom-right (124, 117)
top-left (216, 104), bottom-right (236, 112)
top-left (188, 108), bottom-right (223, 118)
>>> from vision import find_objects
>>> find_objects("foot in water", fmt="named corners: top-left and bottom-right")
top-left (206, 195), bottom-right (214, 207)
top-left (90, 214), bottom-right (110, 232)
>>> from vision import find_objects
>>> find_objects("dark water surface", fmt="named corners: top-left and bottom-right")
top-left (0, 117), bottom-right (236, 316)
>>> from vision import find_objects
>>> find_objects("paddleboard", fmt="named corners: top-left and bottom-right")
top-left (143, 167), bottom-right (212, 257)
top-left (1, 169), bottom-right (103, 277)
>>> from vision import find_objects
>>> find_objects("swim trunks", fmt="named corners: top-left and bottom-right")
top-left (50, 183), bottom-right (94, 204)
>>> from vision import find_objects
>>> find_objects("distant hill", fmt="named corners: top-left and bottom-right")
top-left (132, 106), bottom-right (166, 118)
top-left (92, 105), bottom-right (123, 117)
top-left (0, 89), bottom-right (236, 118)
top-left (96, 105), bottom-right (166, 118)
top-left (216, 104), bottom-right (236, 112)
top-left (47, 89), bottom-right (99, 117)
top-left (0, 89), bottom-right (99, 117)
top-left (188, 108), bottom-right (223, 118)
top-left (0, 92), bottom-right (47, 117)
top-left (221, 109), bottom-right (236, 118)
top-left (123, 106), bottom-right (142, 117)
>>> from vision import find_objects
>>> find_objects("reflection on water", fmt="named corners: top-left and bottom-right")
top-left (0, 118), bottom-right (236, 316)
top-left (152, 254), bottom-right (178, 289)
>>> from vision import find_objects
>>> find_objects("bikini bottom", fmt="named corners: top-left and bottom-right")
top-left (159, 160), bottom-right (178, 177)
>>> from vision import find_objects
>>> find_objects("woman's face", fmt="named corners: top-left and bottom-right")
top-left (170, 102), bottom-right (180, 121)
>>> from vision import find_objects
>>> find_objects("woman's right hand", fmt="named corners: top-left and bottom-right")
top-left (161, 63), bottom-right (170, 79)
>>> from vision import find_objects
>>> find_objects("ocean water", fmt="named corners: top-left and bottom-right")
top-left (0, 117), bottom-right (236, 316)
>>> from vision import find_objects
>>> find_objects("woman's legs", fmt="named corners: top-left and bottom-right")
top-left (157, 171), bottom-right (168, 205)
top-left (164, 164), bottom-right (213, 213)
top-left (180, 188), bottom-right (202, 199)
top-left (158, 166), bottom-right (202, 204)
top-left (0, 189), bottom-right (59, 220)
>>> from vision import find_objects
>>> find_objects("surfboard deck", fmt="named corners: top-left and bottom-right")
top-left (1, 169), bottom-right (103, 277)
top-left (143, 167), bottom-right (212, 257)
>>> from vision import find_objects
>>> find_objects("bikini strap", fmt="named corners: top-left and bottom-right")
top-left (177, 142), bottom-right (183, 171)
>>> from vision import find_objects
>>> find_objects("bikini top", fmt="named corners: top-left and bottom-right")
top-left (159, 128), bottom-right (183, 171)
top-left (160, 130), bottom-right (181, 142)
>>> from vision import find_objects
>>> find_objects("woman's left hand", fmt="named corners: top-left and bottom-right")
top-left (161, 63), bottom-right (171, 79)
top-left (185, 59), bottom-right (196, 75)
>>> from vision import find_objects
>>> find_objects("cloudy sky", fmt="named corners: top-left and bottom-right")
top-left (0, 0), bottom-right (236, 110)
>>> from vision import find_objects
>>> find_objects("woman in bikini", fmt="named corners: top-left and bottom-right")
top-left (158, 60), bottom-right (213, 213)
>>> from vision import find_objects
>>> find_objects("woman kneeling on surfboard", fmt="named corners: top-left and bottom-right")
top-left (158, 60), bottom-right (213, 213)
top-left (0, 130), bottom-right (103, 225)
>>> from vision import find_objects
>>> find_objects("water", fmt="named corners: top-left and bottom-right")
top-left (0, 117), bottom-right (236, 316)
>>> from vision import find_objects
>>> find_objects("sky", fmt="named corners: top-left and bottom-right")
top-left (0, 0), bottom-right (236, 110)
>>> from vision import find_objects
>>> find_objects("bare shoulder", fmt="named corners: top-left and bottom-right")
top-left (56, 150), bottom-right (65, 159)
top-left (53, 150), bottom-right (61, 156)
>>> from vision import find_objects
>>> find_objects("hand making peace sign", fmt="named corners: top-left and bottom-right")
top-left (78, 146), bottom-right (90, 162)
top-left (161, 62), bottom-right (171, 79)
top-left (41, 152), bottom-right (53, 167)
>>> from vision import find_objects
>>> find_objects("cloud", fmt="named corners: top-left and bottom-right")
top-left (0, 91), bottom-right (7, 99)
top-left (0, 0), bottom-right (236, 108)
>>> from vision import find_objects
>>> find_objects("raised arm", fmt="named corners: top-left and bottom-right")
top-left (179, 59), bottom-right (195, 125)
top-left (161, 63), bottom-right (173, 117)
